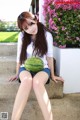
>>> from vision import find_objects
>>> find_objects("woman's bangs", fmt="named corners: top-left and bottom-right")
top-left (18, 19), bottom-right (26, 30)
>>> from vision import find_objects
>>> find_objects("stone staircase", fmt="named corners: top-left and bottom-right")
top-left (0, 43), bottom-right (63, 120)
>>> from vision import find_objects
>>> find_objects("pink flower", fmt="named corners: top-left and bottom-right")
top-left (48, 6), bottom-right (51, 12)
top-left (59, 45), bottom-right (66, 48)
top-left (76, 37), bottom-right (80, 41)
top-left (49, 18), bottom-right (54, 25)
top-left (53, 42), bottom-right (58, 46)
top-left (49, 9), bottom-right (56, 16)
top-left (51, 25), bottom-right (58, 31)
top-left (54, 0), bottom-right (80, 10)
top-left (62, 26), bottom-right (66, 31)
top-left (66, 32), bottom-right (68, 35)
top-left (58, 18), bottom-right (61, 21)
top-left (52, 12), bottom-right (57, 17)
top-left (49, 18), bottom-right (58, 31)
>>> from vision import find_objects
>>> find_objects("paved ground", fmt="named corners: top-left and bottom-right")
top-left (0, 93), bottom-right (80, 120)
top-left (52, 93), bottom-right (80, 120)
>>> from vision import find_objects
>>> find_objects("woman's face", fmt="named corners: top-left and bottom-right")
top-left (22, 18), bottom-right (38, 35)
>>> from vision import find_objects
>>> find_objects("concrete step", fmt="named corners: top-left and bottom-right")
top-left (0, 55), bottom-right (16, 74)
top-left (0, 43), bottom-right (17, 56)
top-left (0, 43), bottom-right (63, 100)
top-left (0, 94), bottom-right (80, 120)
top-left (0, 75), bottom-right (63, 100)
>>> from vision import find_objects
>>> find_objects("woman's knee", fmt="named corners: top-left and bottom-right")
top-left (19, 71), bottom-right (33, 86)
top-left (33, 78), bottom-right (41, 90)
top-left (20, 76), bottom-right (33, 88)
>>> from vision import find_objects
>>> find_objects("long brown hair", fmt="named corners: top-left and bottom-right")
top-left (17, 12), bottom-right (50, 64)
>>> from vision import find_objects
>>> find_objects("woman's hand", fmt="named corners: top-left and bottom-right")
top-left (9, 63), bottom-right (20, 82)
top-left (9, 75), bottom-right (18, 82)
top-left (51, 75), bottom-right (64, 83)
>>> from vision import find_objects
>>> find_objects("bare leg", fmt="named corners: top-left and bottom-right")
top-left (11, 71), bottom-right (32, 120)
top-left (33, 72), bottom-right (53, 120)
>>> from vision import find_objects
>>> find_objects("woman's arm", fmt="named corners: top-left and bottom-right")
top-left (15, 32), bottom-right (23, 77)
top-left (46, 57), bottom-right (54, 77)
top-left (16, 62), bottom-right (20, 76)
top-left (9, 32), bottom-right (23, 81)
top-left (47, 57), bottom-right (64, 83)
top-left (9, 62), bottom-right (20, 82)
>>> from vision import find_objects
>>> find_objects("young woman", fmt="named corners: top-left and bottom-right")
top-left (10, 11), bottom-right (64, 120)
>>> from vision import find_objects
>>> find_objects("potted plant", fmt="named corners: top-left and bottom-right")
top-left (43, 0), bottom-right (80, 93)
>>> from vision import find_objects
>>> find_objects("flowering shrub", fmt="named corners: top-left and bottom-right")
top-left (43, 0), bottom-right (80, 48)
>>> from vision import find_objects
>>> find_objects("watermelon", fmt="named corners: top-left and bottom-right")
top-left (24, 57), bottom-right (44, 72)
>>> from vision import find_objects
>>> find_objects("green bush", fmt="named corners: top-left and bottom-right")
top-left (43, 0), bottom-right (80, 48)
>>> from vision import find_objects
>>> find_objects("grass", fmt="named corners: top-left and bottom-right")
top-left (0, 32), bottom-right (19, 42)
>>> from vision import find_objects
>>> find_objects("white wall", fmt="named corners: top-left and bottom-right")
top-left (39, 0), bottom-right (45, 23)
top-left (53, 46), bottom-right (80, 93)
